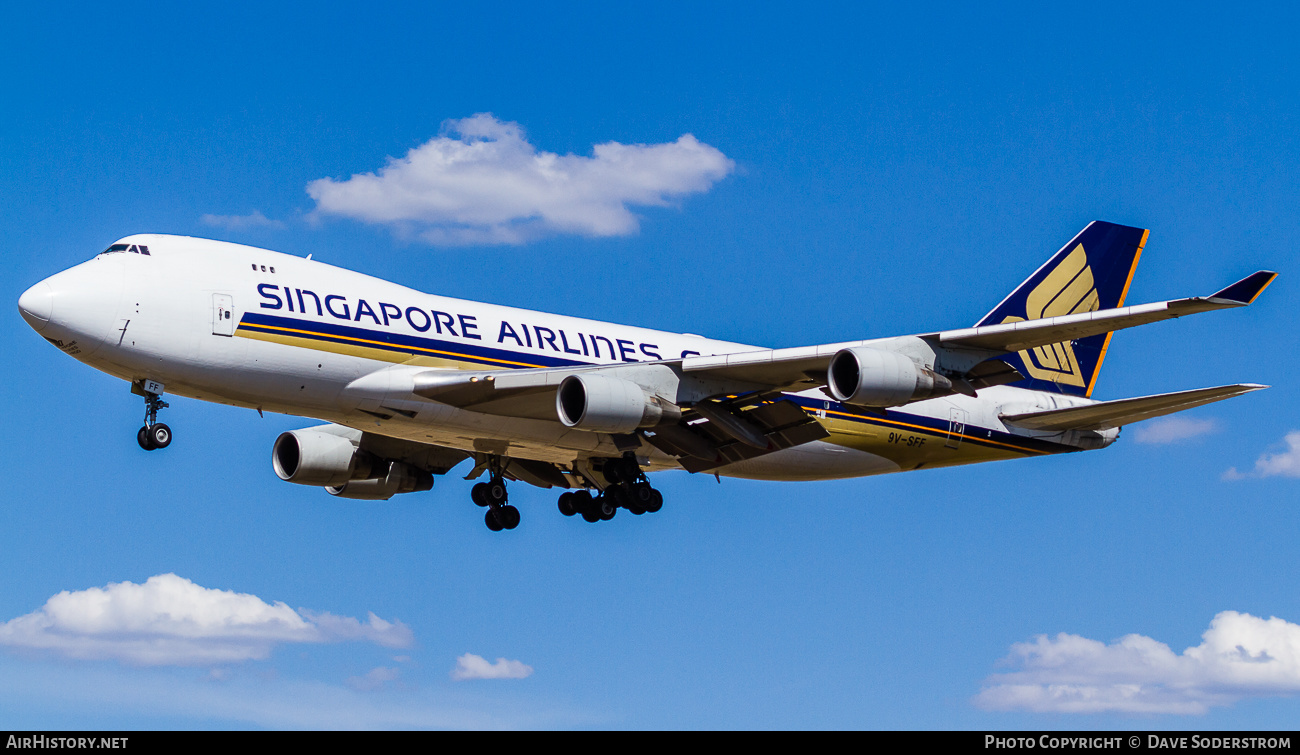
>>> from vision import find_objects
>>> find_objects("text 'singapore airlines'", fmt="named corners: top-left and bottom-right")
top-left (17, 222), bottom-right (1275, 531)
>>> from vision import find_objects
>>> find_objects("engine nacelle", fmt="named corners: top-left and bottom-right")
top-left (827, 346), bottom-right (954, 407)
top-left (272, 430), bottom-right (377, 487)
top-left (556, 373), bottom-right (675, 433)
top-left (327, 462), bottom-right (433, 500)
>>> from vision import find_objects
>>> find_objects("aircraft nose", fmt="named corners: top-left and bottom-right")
top-left (20, 257), bottom-right (125, 357)
top-left (18, 280), bottom-right (54, 333)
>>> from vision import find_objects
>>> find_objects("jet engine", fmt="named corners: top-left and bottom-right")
top-left (827, 346), bottom-right (955, 407)
top-left (326, 461), bottom-right (433, 500)
top-left (556, 373), bottom-right (676, 434)
top-left (272, 429), bottom-right (378, 487)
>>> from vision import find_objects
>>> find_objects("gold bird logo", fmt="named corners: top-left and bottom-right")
top-left (1000, 243), bottom-right (1099, 387)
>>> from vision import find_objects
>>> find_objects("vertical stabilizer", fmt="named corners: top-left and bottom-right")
top-left (977, 221), bottom-right (1149, 397)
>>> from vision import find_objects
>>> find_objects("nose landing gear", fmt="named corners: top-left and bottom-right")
top-left (136, 385), bottom-right (171, 451)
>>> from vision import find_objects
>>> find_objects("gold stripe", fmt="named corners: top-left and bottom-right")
top-left (820, 408), bottom-right (1045, 455)
top-left (242, 330), bottom-right (480, 370)
top-left (1086, 332), bottom-right (1115, 398)
top-left (238, 322), bottom-right (548, 369)
top-left (1117, 228), bottom-right (1148, 308)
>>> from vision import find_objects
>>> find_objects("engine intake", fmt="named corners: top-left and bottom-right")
top-left (272, 430), bottom-right (377, 487)
top-left (827, 347), bottom-right (954, 407)
top-left (556, 374), bottom-right (676, 433)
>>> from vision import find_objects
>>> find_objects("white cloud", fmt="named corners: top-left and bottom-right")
top-left (0, 574), bottom-right (412, 666)
top-left (974, 611), bottom-right (1300, 714)
top-left (306, 113), bottom-right (734, 245)
top-left (0, 655), bottom-right (588, 729)
top-left (450, 653), bottom-right (533, 681)
top-left (1224, 430), bottom-right (1300, 480)
top-left (347, 666), bottom-right (401, 692)
top-left (303, 610), bottom-right (414, 649)
top-left (1132, 416), bottom-right (1218, 444)
top-left (200, 210), bottom-right (285, 230)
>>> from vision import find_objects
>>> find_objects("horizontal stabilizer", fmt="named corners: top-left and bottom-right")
top-left (1000, 384), bottom-right (1267, 431)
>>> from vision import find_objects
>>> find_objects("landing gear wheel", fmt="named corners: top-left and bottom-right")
top-left (149, 423), bottom-right (172, 449)
top-left (558, 492), bottom-right (579, 517)
top-left (625, 485), bottom-right (647, 515)
top-left (475, 455), bottom-right (514, 531)
top-left (574, 491), bottom-right (598, 521)
top-left (646, 489), bottom-right (664, 513)
top-left (631, 483), bottom-right (653, 509)
top-left (597, 497), bottom-right (617, 521)
top-left (137, 387), bottom-right (171, 451)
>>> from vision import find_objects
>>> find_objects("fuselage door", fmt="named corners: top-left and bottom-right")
top-left (212, 294), bottom-right (235, 337)
top-left (946, 407), bottom-right (968, 450)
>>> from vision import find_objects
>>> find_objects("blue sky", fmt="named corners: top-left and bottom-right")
top-left (2, 1), bottom-right (1298, 729)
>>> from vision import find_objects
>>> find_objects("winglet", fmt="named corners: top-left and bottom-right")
top-left (1210, 271), bottom-right (1277, 304)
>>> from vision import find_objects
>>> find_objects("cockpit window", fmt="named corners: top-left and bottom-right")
top-left (100, 243), bottom-right (151, 256)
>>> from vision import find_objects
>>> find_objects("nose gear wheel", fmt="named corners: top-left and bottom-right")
top-left (136, 388), bottom-right (171, 451)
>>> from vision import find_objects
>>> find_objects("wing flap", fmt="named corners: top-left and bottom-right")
top-left (646, 398), bottom-right (829, 473)
top-left (1000, 384), bottom-right (1267, 431)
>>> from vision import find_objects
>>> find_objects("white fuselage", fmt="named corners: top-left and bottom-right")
top-left (18, 234), bottom-right (1105, 482)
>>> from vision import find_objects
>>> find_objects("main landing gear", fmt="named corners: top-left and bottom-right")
top-left (470, 454), bottom-right (664, 531)
top-left (557, 454), bottom-right (664, 524)
top-left (471, 457), bottom-right (519, 532)
top-left (136, 389), bottom-right (172, 451)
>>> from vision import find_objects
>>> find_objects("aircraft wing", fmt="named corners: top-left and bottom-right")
top-left (345, 271), bottom-right (1273, 457)
top-left (411, 365), bottom-right (577, 420)
top-left (336, 270), bottom-right (1273, 474)
top-left (679, 271), bottom-right (1277, 391)
top-left (998, 384), bottom-right (1267, 431)
top-left (405, 366), bottom-right (830, 468)
top-left (933, 271), bottom-right (1277, 353)
top-left (376, 270), bottom-right (1276, 414)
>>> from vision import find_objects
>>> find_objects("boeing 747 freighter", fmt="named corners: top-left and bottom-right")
top-left (17, 222), bottom-right (1275, 531)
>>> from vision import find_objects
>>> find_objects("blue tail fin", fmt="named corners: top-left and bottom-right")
top-left (977, 221), bottom-right (1149, 398)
